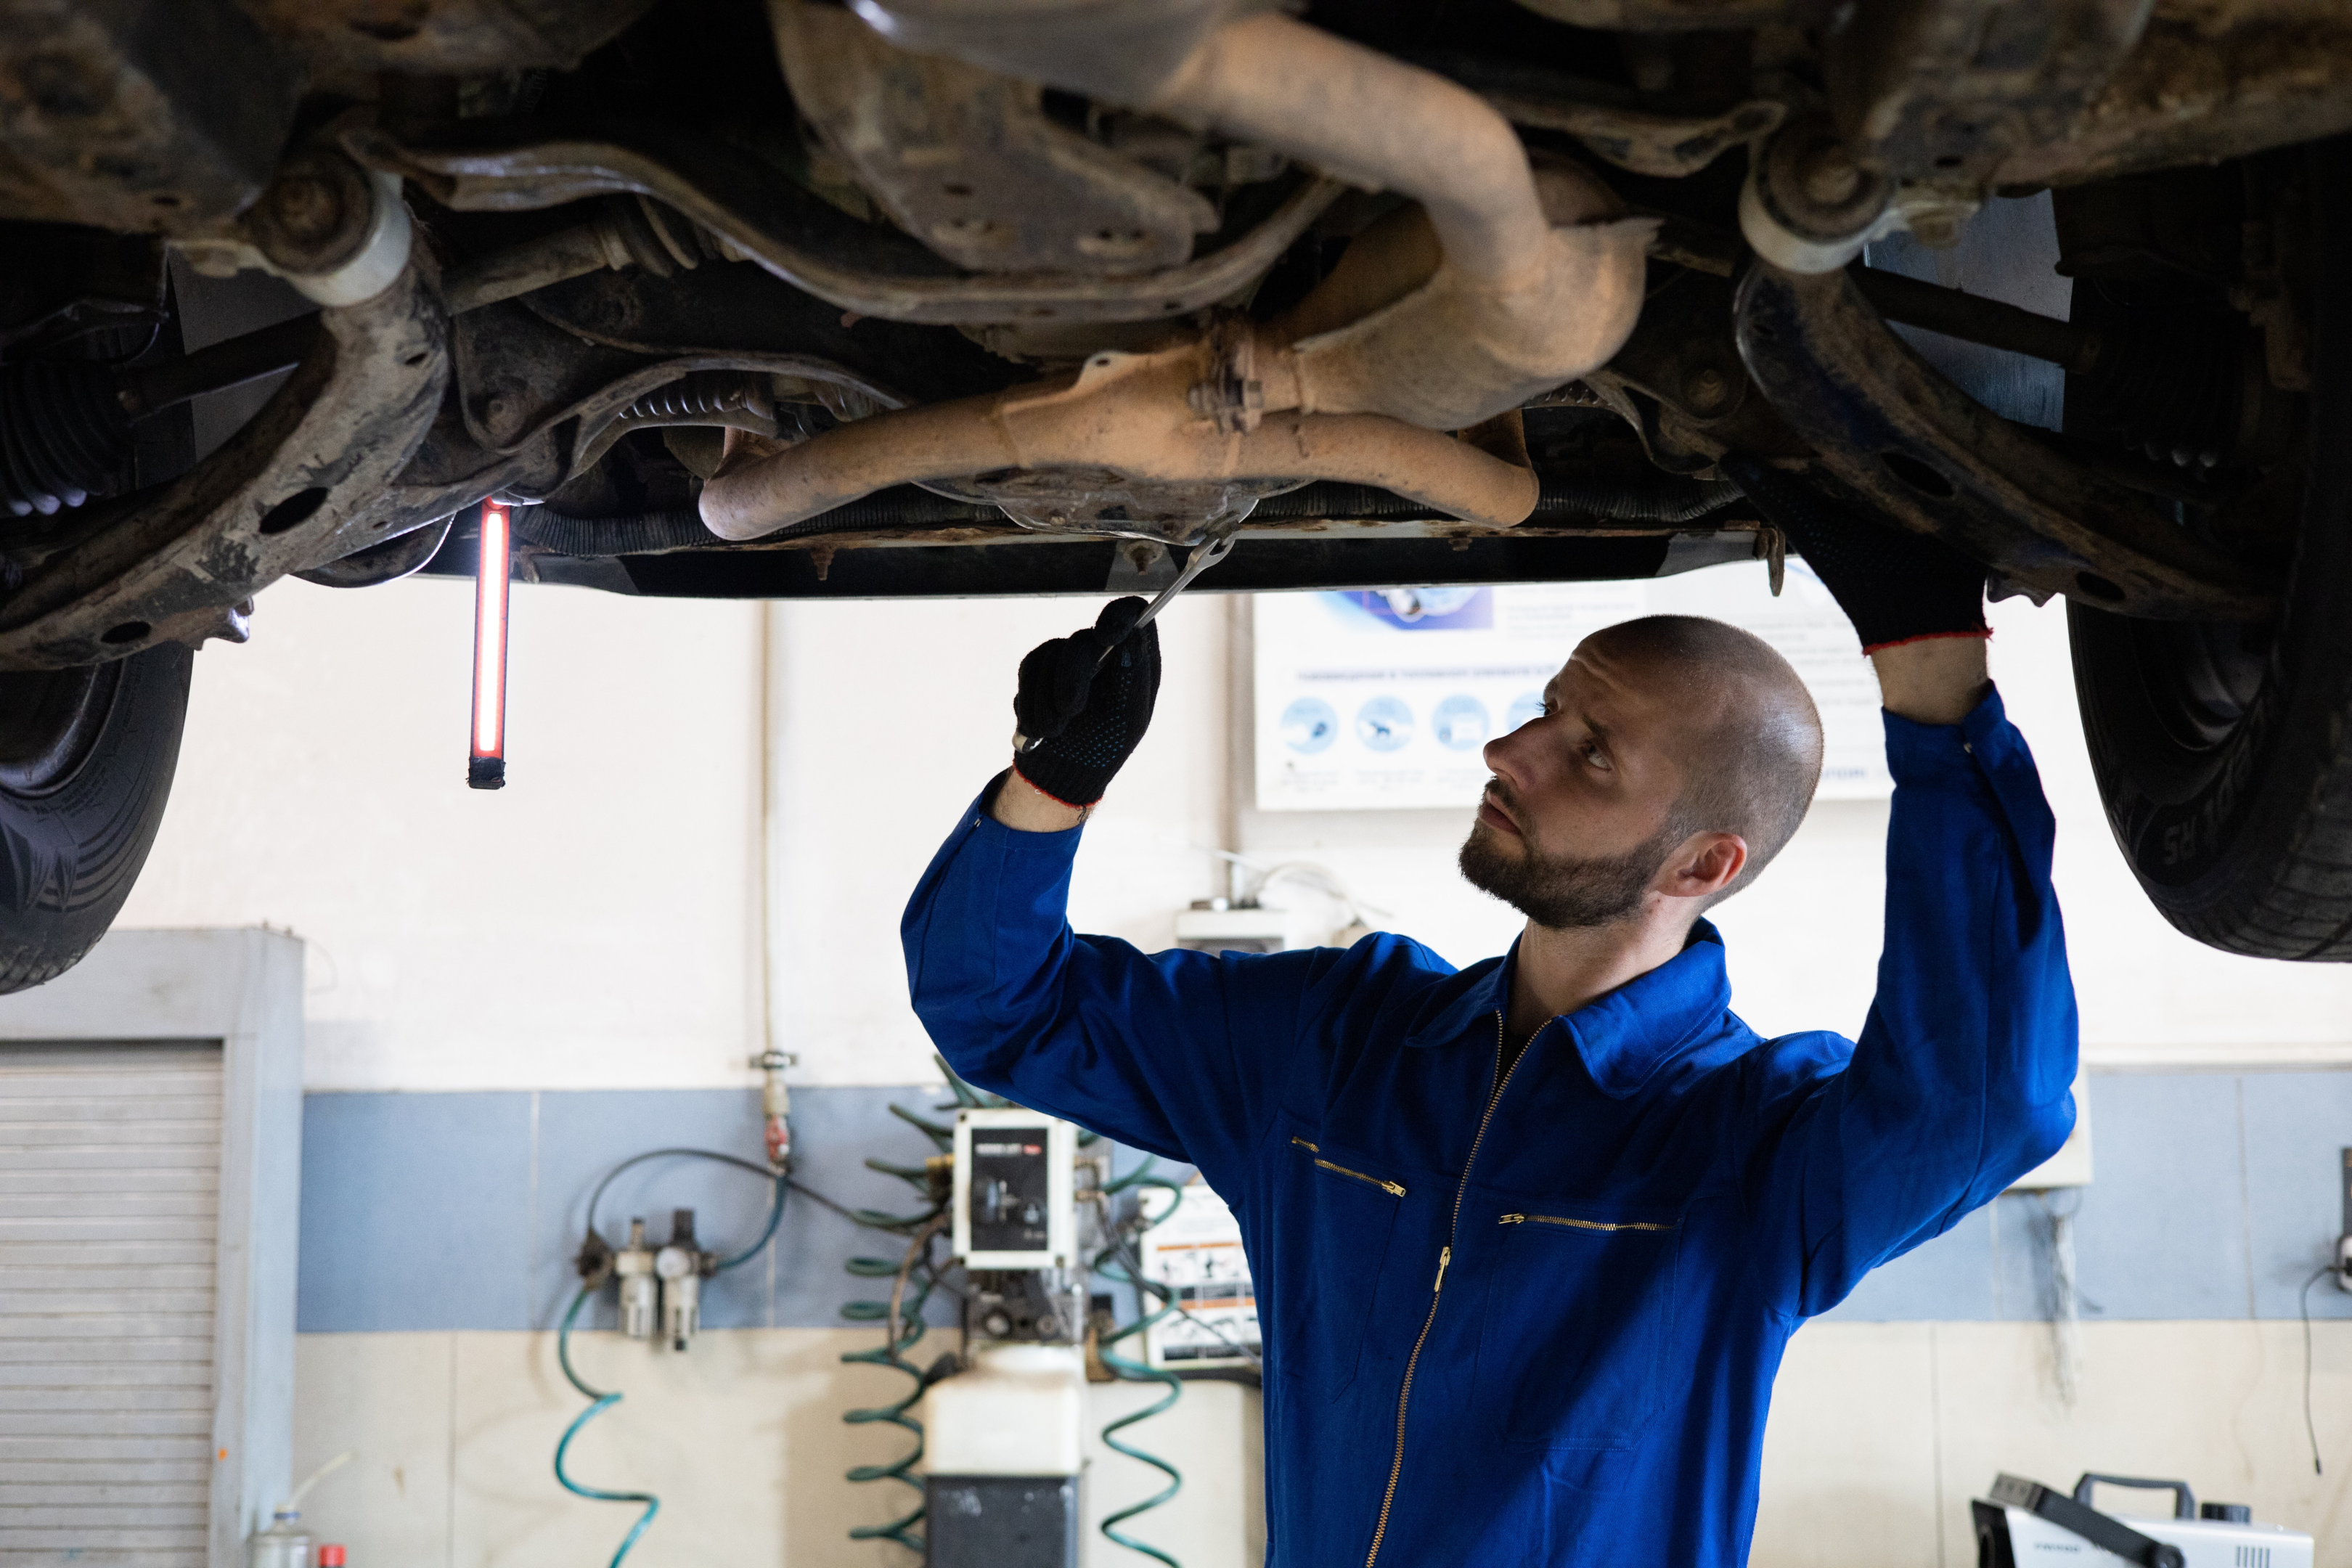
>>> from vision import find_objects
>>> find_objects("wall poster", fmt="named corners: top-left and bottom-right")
top-left (1252, 560), bottom-right (1892, 812)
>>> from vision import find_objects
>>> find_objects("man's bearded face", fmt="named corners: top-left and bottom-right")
top-left (1457, 776), bottom-right (1681, 930)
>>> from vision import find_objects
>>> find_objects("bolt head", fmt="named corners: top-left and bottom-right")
top-left (1797, 144), bottom-right (1862, 208)
top-left (1683, 365), bottom-right (1732, 413)
top-left (248, 149), bottom-right (373, 274)
top-left (268, 175), bottom-right (343, 241)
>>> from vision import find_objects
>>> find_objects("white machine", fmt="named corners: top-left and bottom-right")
top-left (951, 1107), bottom-right (1078, 1270)
top-left (1973, 1473), bottom-right (2313, 1568)
top-left (923, 1106), bottom-right (1087, 1568)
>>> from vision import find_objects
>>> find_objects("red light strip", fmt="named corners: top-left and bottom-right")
top-left (467, 501), bottom-right (510, 790)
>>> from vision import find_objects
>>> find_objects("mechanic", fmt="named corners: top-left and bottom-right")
top-left (901, 498), bottom-right (2078, 1567)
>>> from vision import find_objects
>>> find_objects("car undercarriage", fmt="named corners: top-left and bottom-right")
top-left (4, 0), bottom-right (2352, 980)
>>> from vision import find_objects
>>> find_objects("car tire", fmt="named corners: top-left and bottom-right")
top-left (0, 643), bottom-right (193, 992)
top-left (2067, 138), bottom-right (2352, 960)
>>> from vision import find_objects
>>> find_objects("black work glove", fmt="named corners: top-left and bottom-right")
top-left (1723, 454), bottom-right (1988, 653)
top-left (1010, 597), bottom-right (1161, 808)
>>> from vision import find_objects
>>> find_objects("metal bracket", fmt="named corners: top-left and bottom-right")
top-left (1825, 0), bottom-right (2152, 189)
top-left (297, 513), bottom-right (456, 589)
top-left (1733, 261), bottom-right (2277, 621)
top-left (775, 0), bottom-right (1217, 276)
top-left (344, 126), bottom-right (1344, 329)
top-left (1187, 315), bottom-right (1265, 435)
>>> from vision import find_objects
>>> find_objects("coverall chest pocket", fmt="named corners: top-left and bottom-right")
top-left (1264, 1134), bottom-right (1405, 1402)
top-left (1471, 1206), bottom-right (1682, 1450)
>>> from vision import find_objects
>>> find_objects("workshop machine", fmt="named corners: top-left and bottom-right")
top-left (920, 1107), bottom-right (1088, 1568)
top-left (1974, 1473), bottom-right (2314, 1568)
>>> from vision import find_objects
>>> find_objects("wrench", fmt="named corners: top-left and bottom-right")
top-left (1124, 529), bottom-right (1238, 642)
top-left (1014, 531), bottom-right (1238, 753)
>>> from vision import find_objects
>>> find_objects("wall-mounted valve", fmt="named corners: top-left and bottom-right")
top-left (655, 1209), bottom-right (714, 1351)
top-left (754, 1050), bottom-right (798, 1172)
top-left (615, 1220), bottom-right (658, 1340)
top-left (578, 1207), bottom-right (715, 1350)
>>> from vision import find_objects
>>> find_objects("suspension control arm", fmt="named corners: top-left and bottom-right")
top-left (1734, 263), bottom-right (2277, 621)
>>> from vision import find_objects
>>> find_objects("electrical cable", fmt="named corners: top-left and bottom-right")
top-left (582, 1146), bottom-right (775, 1238)
top-left (2301, 1263), bottom-right (2336, 1475)
top-left (555, 1284), bottom-right (661, 1568)
top-left (1116, 1231), bottom-right (1260, 1371)
top-left (717, 1174), bottom-right (788, 1270)
top-left (786, 1177), bottom-right (865, 1224)
top-left (1085, 1172), bottom-right (1259, 1371)
top-left (1091, 1164), bottom-right (1191, 1568)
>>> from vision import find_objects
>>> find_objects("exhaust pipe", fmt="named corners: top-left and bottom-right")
top-left (704, 2), bottom-right (1651, 540)
top-left (699, 341), bottom-right (1542, 539)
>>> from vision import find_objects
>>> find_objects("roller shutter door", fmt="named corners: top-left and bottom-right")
top-left (0, 1042), bottom-right (223, 1567)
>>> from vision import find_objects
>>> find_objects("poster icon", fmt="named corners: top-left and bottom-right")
top-left (1432, 694), bottom-right (1490, 751)
top-left (1256, 569), bottom-right (1889, 812)
top-left (1350, 586), bottom-right (1492, 629)
top-left (1355, 695), bottom-right (1415, 752)
top-left (1278, 697), bottom-right (1339, 754)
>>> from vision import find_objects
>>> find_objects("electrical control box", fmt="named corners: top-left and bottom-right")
top-left (952, 1108), bottom-right (1077, 1269)
top-left (1140, 1179), bottom-right (1260, 1371)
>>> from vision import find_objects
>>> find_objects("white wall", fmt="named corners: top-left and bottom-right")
top-left (132, 570), bottom-right (2352, 1094)
top-left (118, 576), bottom-right (766, 1090)
top-left (120, 577), bottom-right (1241, 1091)
top-left (290, 1328), bottom-right (1262, 1568)
top-left (287, 1318), bottom-right (2352, 1567)
top-left (766, 592), bottom-right (1232, 1087)
top-left (119, 558), bottom-right (2352, 1565)
top-left (1753, 1319), bottom-right (2352, 1567)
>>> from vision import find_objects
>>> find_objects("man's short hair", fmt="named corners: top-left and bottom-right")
top-left (1583, 614), bottom-right (1826, 907)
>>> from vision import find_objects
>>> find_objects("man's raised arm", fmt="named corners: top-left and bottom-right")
top-left (1725, 465), bottom-right (2080, 1317)
top-left (901, 600), bottom-right (1320, 1190)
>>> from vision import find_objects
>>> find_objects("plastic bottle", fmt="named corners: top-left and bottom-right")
top-left (246, 1509), bottom-right (309, 1568)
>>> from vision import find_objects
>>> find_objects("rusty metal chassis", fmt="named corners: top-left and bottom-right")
top-left (7, 0), bottom-right (2343, 665)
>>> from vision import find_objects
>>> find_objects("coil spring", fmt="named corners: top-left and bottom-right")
top-left (840, 1242), bottom-right (936, 1556)
top-left (0, 360), bottom-right (132, 518)
top-left (618, 372), bottom-right (765, 425)
top-left (838, 1083), bottom-right (963, 1557)
top-left (1093, 1163), bottom-right (1188, 1568)
top-left (603, 195), bottom-right (737, 279)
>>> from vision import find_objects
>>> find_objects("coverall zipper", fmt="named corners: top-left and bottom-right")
top-left (1363, 1010), bottom-right (1537, 1568)
top-left (1293, 1137), bottom-right (1408, 1196)
top-left (1499, 1212), bottom-right (1677, 1233)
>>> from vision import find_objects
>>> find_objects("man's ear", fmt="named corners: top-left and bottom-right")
top-left (1659, 832), bottom-right (1747, 902)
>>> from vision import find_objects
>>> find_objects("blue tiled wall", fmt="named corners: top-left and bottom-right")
top-left (1798, 1070), bottom-right (2352, 1326)
top-left (295, 1072), bottom-right (2352, 1333)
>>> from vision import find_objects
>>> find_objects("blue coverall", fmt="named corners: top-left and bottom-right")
top-left (902, 689), bottom-right (2078, 1567)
